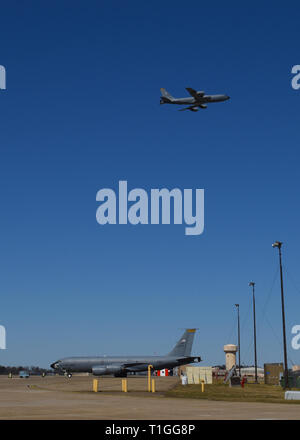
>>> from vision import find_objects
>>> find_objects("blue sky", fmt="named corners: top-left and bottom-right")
top-left (0, 1), bottom-right (300, 368)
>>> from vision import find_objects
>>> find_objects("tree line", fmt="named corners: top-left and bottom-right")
top-left (0, 365), bottom-right (52, 375)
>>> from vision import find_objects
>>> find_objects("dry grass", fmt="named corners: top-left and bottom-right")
top-left (166, 383), bottom-right (300, 404)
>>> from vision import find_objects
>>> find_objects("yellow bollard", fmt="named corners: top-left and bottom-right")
top-left (151, 378), bottom-right (155, 393)
top-left (122, 379), bottom-right (128, 392)
top-left (93, 379), bottom-right (99, 392)
top-left (148, 365), bottom-right (153, 392)
top-left (201, 380), bottom-right (205, 393)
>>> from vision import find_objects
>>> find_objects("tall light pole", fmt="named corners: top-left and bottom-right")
top-left (235, 304), bottom-right (241, 376)
top-left (272, 241), bottom-right (289, 389)
top-left (249, 282), bottom-right (258, 383)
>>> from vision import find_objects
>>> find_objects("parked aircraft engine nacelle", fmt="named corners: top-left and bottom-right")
top-left (92, 365), bottom-right (125, 376)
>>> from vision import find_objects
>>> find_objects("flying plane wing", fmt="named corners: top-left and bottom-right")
top-left (179, 105), bottom-right (199, 112)
top-left (186, 87), bottom-right (205, 99)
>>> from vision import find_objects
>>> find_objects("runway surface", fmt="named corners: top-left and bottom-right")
top-left (0, 376), bottom-right (299, 419)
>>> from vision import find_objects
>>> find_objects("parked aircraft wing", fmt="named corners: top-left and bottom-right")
top-left (186, 87), bottom-right (205, 99)
top-left (123, 361), bottom-right (148, 367)
top-left (181, 356), bottom-right (202, 363)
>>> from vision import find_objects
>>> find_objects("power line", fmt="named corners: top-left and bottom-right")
top-left (285, 268), bottom-right (300, 296)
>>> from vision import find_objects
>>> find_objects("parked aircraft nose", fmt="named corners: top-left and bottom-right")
top-left (50, 361), bottom-right (61, 369)
top-left (225, 95), bottom-right (230, 100)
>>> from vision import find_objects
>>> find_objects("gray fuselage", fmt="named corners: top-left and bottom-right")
top-left (51, 355), bottom-right (199, 375)
top-left (163, 94), bottom-right (229, 105)
top-left (51, 329), bottom-right (201, 376)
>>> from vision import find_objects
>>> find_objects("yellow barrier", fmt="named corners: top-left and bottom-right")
top-left (151, 378), bottom-right (155, 393)
top-left (122, 379), bottom-right (128, 392)
top-left (93, 379), bottom-right (99, 392)
top-left (201, 380), bottom-right (205, 393)
top-left (148, 365), bottom-right (153, 392)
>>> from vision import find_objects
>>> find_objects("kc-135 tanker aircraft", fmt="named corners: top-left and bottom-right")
top-left (51, 329), bottom-right (201, 377)
top-left (160, 87), bottom-right (230, 111)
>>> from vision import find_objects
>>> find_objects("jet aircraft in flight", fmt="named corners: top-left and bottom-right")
top-left (160, 87), bottom-right (230, 111)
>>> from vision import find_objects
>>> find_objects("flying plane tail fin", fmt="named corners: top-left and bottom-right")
top-left (167, 329), bottom-right (196, 357)
top-left (160, 88), bottom-right (174, 103)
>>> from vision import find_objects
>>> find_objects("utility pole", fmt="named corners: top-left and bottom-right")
top-left (235, 304), bottom-right (241, 376)
top-left (249, 282), bottom-right (258, 383)
top-left (272, 241), bottom-right (289, 389)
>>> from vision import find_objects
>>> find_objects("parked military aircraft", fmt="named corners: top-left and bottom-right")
top-left (160, 87), bottom-right (230, 111)
top-left (50, 329), bottom-right (201, 377)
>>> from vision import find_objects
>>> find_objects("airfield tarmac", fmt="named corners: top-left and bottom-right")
top-left (0, 375), bottom-right (300, 420)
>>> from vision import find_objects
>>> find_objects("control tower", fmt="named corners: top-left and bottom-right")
top-left (224, 344), bottom-right (238, 371)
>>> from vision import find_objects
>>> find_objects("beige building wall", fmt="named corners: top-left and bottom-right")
top-left (186, 366), bottom-right (213, 384)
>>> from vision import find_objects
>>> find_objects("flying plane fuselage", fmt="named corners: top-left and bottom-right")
top-left (160, 94), bottom-right (229, 105)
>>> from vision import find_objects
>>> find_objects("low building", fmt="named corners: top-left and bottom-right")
top-left (186, 366), bottom-right (213, 384)
top-left (240, 367), bottom-right (264, 378)
top-left (264, 363), bottom-right (283, 385)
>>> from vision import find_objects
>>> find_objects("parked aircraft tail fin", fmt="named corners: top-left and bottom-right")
top-left (160, 88), bottom-right (174, 103)
top-left (167, 329), bottom-right (196, 357)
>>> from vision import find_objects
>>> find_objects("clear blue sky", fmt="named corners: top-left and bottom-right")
top-left (0, 1), bottom-right (300, 368)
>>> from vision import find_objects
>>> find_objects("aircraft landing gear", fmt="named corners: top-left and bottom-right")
top-left (114, 372), bottom-right (127, 378)
top-left (64, 372), bottom-right (72, 378)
